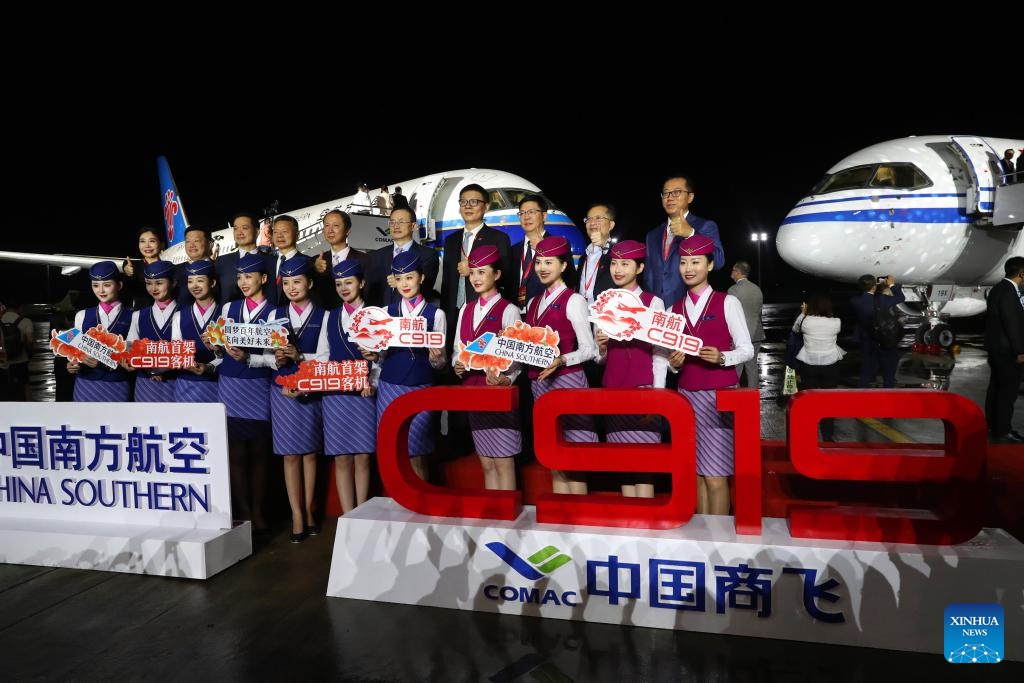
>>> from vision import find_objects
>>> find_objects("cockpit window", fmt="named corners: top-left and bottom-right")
top-left (811, 163), bottom-right (931, 194)
top-left (487, 190), bottom-right (507, 212)
top-left (812, 166), bottom-right (875, 194)
top-left (868, 164), bottom-right (930, 190)
top-left (491, 188), bottom-right (560, 212)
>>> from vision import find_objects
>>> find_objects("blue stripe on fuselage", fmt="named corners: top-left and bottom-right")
top-left (795, 192), bottom-right (964, 208)
top-left (781, 206), bottom-right (970, 226)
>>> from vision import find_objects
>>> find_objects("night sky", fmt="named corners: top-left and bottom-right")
top-left (3, 77), bottom-right (1016, 308)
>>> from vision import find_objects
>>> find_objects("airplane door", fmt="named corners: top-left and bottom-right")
top-left (950, 136), bottom-right (998, 217)
top-left (424, 176), bottom-right (464, 249)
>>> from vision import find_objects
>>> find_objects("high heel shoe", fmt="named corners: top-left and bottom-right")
top-left (306, 522), bottom-right (321, 536)
top-left (289, 529), bottom-right (308, 543)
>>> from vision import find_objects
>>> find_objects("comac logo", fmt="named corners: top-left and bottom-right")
top-left (482, 542), bottom-right (578, 606)
top-left (485, 542), bottom-right (571, 579)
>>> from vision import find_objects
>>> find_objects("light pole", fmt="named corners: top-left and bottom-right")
top-left (750, 232), bottom-right (768, 283)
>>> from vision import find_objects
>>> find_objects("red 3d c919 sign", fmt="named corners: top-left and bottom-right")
top-left (376, 388), bottom-right (987, 545)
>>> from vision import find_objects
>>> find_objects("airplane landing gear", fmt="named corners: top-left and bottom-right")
top-left (916, 321), bottom-right (955, 349)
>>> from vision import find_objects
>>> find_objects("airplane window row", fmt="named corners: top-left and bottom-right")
top-left (812, 164), bottom-right (932, 194)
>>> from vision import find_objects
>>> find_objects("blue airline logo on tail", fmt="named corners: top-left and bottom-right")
top-left (157, 156), bottom-right (189, 248)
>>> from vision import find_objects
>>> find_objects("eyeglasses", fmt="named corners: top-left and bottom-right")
top-left (517, 209), bottom-right (543, 217)
top-left (388, 219), bottom-right (414, 226)
top-left (660, 189), bottom-right (691, 199)
top-left (458, 199), bottom-right (487, 208)
top-left (583, 216), bottom-right (610, 224)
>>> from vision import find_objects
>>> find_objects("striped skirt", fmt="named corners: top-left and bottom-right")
top-left (73, 378), bottom-right (130, 403)
top-left (469, 408), bottom-right (521, 458)
top-left (323, 393), bottom-right (376, 455)
top-left (134, 375), bottom-right (176, 403)
top-left (679, 387), bottom-right (735, 476)
top-left (531, 371), bottom-right (597, 443)
top-left (174, 377), bottom-right (220, 404)
top-left (219, 376), bottom-right (271, 440)
top-left (270, 386), bottom-right (322, 455)
top-left (377, 381), bottom-right (434, 457)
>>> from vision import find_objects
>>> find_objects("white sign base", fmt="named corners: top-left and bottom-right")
top-left (0, 516), bottom-right (251, 579)
top-left (328, 498), bottom-right (1024, 660)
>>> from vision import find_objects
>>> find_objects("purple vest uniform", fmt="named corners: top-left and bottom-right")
top-left (459, 297), bottom-right (512, 386)
top-left (603, 290), bottom-right (656, 388)
top-left (672, 290), bottom-right (737, 391)
top-left (525, 287), bottom-right (581, 380)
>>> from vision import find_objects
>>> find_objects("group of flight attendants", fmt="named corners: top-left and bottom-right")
top-left (66, 204), bottom-right (751, 537)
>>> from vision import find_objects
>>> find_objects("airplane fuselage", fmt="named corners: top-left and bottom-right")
top-left (777, 135), bottom-right (1024, 289)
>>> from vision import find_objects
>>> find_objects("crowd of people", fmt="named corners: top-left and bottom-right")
top-left (5, 172), bottom-right (1023, 539)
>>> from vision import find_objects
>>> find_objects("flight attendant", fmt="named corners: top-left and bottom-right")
top-left (218, 252), bottom-right (274, 533)
top-left (125, 260), bottom-right (178, 402)
top-left (667, 234), bottom-right (753, 515)
top-left (171, 259), bottom-right (221, 403)
top-left (594, 240), bottom-right (668, 498)
top-left (319, 259), bottom-right (377, 513)
top-left (364, 251), bottom-right (446, 481)
top-left (525, 236), bottom-right (597, 495)
top-left (452, 245), bottom-right (522, 491)
top-left (253, 256), bottom-right (325, 542)
top-left (67, 261), bottom-right (132, 402)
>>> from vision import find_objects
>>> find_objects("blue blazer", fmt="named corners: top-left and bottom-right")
top-left (642, 213), bottom-right (724, 308)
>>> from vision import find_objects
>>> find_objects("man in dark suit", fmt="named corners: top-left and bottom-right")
top-left (365, 206), bottom-right (439, 308)
top-left (509, 194), bottom-right (550, 312)
top-left (642, 175), bottom-right (724, 308)
top-left (728, 260), bottom-right (765, 388)
top-left (849, 274), bottom-right (904, 388)
top-left (391, 186), bottom-right (409, 212)
top-left (215, 212), bottom-right (274, 306)
top-left (174, 225), bottom-right (215, 308)
top-left (578, 202), bottom-right (616, 305)
top-left (997, 149), bottom-right (1016, 185)
top-left (267, 215), bottom-right (304, 306)
top-left (313, 209), bottom-right (368, 309)
top-left (985, 257), bottom-right (1024, 442)
top-left (440, 183), bottom-right (512, 342)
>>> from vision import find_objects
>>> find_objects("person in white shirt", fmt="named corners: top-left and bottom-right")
top-left (792, 292), bottom-right (845, 441)
top-left (452, 244), bottom-right (522, 491)
top-left (579, 203), bottom-right (616, 305)
top-left (525, 236), bottom-right (597, 495)
top-left (352, 183), bottom-right (372, 214)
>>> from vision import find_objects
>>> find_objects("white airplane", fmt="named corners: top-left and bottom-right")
top-left (776, 135), bottom-right (1024, 347)
top-left (0, 158), bottom-right (585, 286)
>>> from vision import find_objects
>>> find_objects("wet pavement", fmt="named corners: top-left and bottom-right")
top-left (4, 309), bottom-right (1024, 681)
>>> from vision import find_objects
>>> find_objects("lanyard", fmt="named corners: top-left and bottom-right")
top-left (583, 250), bottom-right (602, 294)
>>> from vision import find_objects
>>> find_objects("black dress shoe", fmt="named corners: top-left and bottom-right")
top-left (289, 530), bottom-right (308, 543)
top-left (306, 523), bottom-right (321, 536)
top-left (994, 432), bottom-right (1024, 444)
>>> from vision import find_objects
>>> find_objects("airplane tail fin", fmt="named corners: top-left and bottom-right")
top-left (157, 156), bottom-right (190, 248)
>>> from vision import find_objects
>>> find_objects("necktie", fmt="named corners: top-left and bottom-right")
top-left (663, 228), bottom-right (673, 261)
top-left (276, 254), bottom-right (284, 286)
top-left (457, 230), bottom-right (472, 307)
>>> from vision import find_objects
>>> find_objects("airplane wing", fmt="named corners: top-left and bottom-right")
top-left (0, 251), bottom-right (127, 275)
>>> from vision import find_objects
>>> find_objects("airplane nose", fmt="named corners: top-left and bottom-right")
top-left (775, 209), bottom-right (838, 280)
